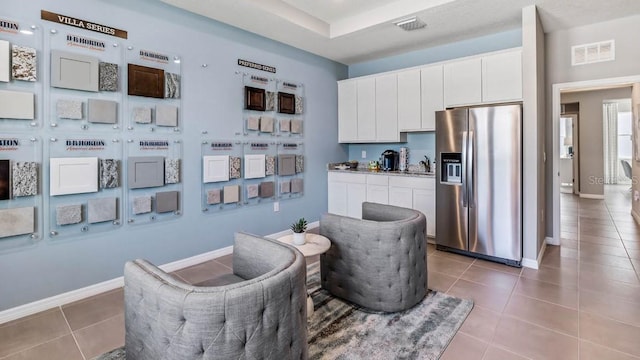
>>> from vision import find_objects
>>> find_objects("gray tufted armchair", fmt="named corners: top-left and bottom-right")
top-left (320, 202), bottom-right (427, 312)
top-left (124, 232), bottom-right (308, 360)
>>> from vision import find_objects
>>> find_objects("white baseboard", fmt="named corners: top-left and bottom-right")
top-left (545, 236), bottom-right (559, 246)
top-left (522, 240), bottom-right (547, 270)
top-left (0, 224), bottom-right (317, 325)
top-left (579, 193), bottom-right (605, 200)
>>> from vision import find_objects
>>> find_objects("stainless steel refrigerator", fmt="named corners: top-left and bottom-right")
top-left (435, 104), bottom-right (522, 266)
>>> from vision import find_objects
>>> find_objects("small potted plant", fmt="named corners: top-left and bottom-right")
top-left (290, 217), bottom-right (308, 245)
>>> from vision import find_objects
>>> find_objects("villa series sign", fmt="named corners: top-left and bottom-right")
top-left (238, 59), bottom-right (276, 73)
top-left (41, 10), bottom-right (128, 39)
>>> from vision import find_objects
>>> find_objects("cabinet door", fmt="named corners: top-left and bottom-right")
top-left (444, 58), bottom-right (482, 107)
top-left (357, 78), bottom-right (376, 141)
top-left (347, 183), bottom-right (366, 219)
top-left (388, 186), bottom-right (413, 209)
top-left (375, 74), bottom-right (398, 142)
top-left (482, 50), bottom-right (522, 103)
top-left (413, 188), bottom-right (435, 237)
top-left (398, 69), bottom-right (421, 131)
top-left (421, 65), bottom-right (443, 130)
top-left (338, 80), bottom-right (358, 143)
top-left (367, 184), bottom-right (389, 205)
top-left (328, 181), bottom-right (347, 216)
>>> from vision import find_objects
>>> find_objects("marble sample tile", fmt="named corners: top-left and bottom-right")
top-left (247, 116), bottom-right (260, 131)
top-left (291, 119), bottom-right (302, 134)
top-left (278, 154), bottom-right (296, 176)
top-left (12, 161), bottom-right (38, 197)
top-left (229, 157), bottom-right (241, 179)
top-left (260, 116), bottom-right (274, 133)
top-left (244, 154), bottom-right (266, 179)
top-left (259, 181), bottom-right (274, 198)
top-left (246, 184), bottom-right (259, 199)
top-left (0, 160), bottom-right (9, 200)
top-left (265, 91), bottom-right (276, 111)
top-left (0, 89), bottom-right (35, 120)
top-left (295, 95), bottom-right (303, 114)
top-left (295, 155), bottom-right (304, 173)
top-left (133, 107), bottom-right (152, 124)
top-left (155, 191), bottom-right (178, 213)
top-left (88, 197), bottom-right (117, 224)
top-left (164, 72), bottom-right (180, 99)
top-left (56, 204), bottom-right (82, 226)
top-left (279, 119), bottom-right (290, 132)
top-left (265, 155), bottom-right (275, 176)
top-left (100, 159), bottom-right (119, 189)
top-left (128, 156), bottom-right (164, 189)
top-left (207, 189), bottom-right (221, 205)
top-left (0, 206), bottom-right (34, 238)
top-left (133, 196), bottom-right (152, 214)
top-left (11, 45), bottom-right (37, 82)
top-left (280, 181), bottom-right (291, 193)
top-left (291, 178), bottom-right (303, 193)
top-left (0, 40), bottom-right (9, 82)
top-left (223, 185), bottom-right (240, 204)
top-left (165, 158), bottom-right (180, 184)
top-left (156, 104), bottom-right (178, 127)
top-left (51, 50), bottom-right (99, 92)
top-left (88, 99), bottom-right (117, 124)
top-left (99, 62), bottom-right (118, 91)
top-left (56, 99), bottom-right (83, 120)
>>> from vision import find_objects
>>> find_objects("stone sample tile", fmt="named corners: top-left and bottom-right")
top-left (156, 191), bottom-right (178, 213)
top-left (265, 155), bottom-right (275, 176)
top-left (0, 40), bottom-right (9, 82)
top-left (295, 155), bottom-right (304, 173)
top-left (260, 116), bottom-right (274, 132)
top-left (56, 99), bottom-right (83, 120)
top-left (0, 89), bottom-right (35, 120)
top-left (88, 99), bottom-right (117, 124)
top-left (0, 206), bottom-right (34, 238)
top-left (265, 91), bottom-right (276, 111)
top-left (279, 119), bottom-right (290, 132)
top-left (291, 119), bottom-right (302, 134)
top-left (132, 107), bottom-right (152, 124)
top-left (98, 62), bottom-right (118, 91)
top-left (56, 204), bottom-right (82, 226)
top-left (229, 157), bottom-right (241, 179)
top-left (133, 196), bottom-right (151, 215)
top-left (280, 181), bottom-right (291, 193)
top-left (278, 154), bottom-right (296, 176)
top-left (259, 181), bottom-right (274, 198)
top-left (295, 95), bottom-right (303, 114)
top-left (99, 159), bottom-right (119, 189)
top-left (246, 184), bottom-right (259, 199)
top-left (12, 161), bottom-right (38, 197)
top-left (164, 158), bottom-right (180, 184)
top-left (0, 159), bottom-right (9, 200)
top-left (164, 72), bottom-right (180, 98)
top-left (88, 197), bottom-right (117, 224)
top-left (247, 116), bottom-right (259, 131)
top-left (155, 104), bottom-right (178, 127)
top-left (207, 189), bottom-right (221, 205)
top-left (291, 178), bottom-right (303, 193)
top-left (11, 45), bottom-right (37, 82)
top-left (223, 185), bottom-right (240, 204)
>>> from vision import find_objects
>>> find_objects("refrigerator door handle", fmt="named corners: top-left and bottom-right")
top-left (468, 130), bottom-right (474, 208)
top-left (462, 130), bottom-right (468, 207)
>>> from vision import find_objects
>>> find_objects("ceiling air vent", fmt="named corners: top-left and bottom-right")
top-left (393, 16), bottom-right (426, 31)
top-left (571, 40), bottom-right (615, 66)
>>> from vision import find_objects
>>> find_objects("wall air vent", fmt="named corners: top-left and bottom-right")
top-left (571, 40), bottom-right (615, 66)
top-left (393, 16), bottom-right (426, 31)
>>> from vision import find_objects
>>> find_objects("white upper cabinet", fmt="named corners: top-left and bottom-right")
top-left (356, 77), bottom-right (376, 141)
top-left (444, 57), bottom-right (482, 107)
top-left (420, 65), bottom-right (444, 131)
top-left (482, 49), bottom-right (523, 102)
top-left (375, 73), bottom-right (399, 142)
top-left (338, 80), bottom-right (358, 143)
top-left (397, 69), bottom-right (421, 131)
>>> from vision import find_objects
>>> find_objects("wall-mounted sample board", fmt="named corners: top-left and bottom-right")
top-left (200, 140), bottom-right (243, 213)
top-left (277, 141), bottom-right (304, 200)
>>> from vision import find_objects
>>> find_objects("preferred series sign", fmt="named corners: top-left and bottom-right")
top-left (41, 10), bottom-right (128, 39)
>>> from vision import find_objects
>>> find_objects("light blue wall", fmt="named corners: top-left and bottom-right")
top-left (347, 133), bottom-right (435, 166)
top-left (0, 0), bottom-right (348, 310)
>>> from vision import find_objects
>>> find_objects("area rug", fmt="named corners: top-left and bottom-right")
top-left (96, 263), bottom-right (473, 360)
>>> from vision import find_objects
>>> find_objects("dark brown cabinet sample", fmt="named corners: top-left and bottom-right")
top-left (278, 92), bottom-right (295, 114)
top-left (128, 64), bottom-right (164, 98)
top-left (0, 160), bottom-right (9, 200)
top-left (245, 86), bottom-right (266, 111)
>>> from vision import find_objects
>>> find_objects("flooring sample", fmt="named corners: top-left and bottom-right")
top-left (260, 116), bottom-right (274, 133)
top-left (164, 72), bottom-right (180, 98)
top-left (223, 185), bottom-right (240, 204)
top-left (88, 99), bottom-right (117, 124)
top-left (133, 196), bottom-right (152, 214)
top-left (291, 119), bottom-right (302, 134)
top-left (51, 50), bottom-right (99, 92)
top-left (206, 189), bottom-right (221, 205)
top-left (295, 95), bottom-right (303, 114)
top-left (278, 92), bottom-right (295, 114)
top-left (100, 159), bottom-right (119, 189)
top-left (56, 204), bottom-right (82, 226)
top-left (0, 40), bottom-right (9, 82)
top-left (229, 157), bottom-right (241, 179)
top-left (278, 154), bottom-right (296, 176)
top-left (245, 86), bottom-right (265, 111)
top-left (155, 104), bottom-right (178, 127)
top-left (50, 157), bottom-right (98, 196)
top-left (0, 207), bottom-right (34, 238)
top-left (280, 119), bottom-right (290, 132)
top-left (11, 45), bottom-right (37, 82)
top-left (133, 107), bottom-right (152, 124)
top-left (155, 191), bottom-right (178, 213)
top-left (12, 161), bottom-right (38, 197)
top-left (246, 184), bottom-right (259, 199)
top-left (265, 91), bottom-right (276, 111)
top-left (88, 197), bottom-right (117, 224)
top-left (0, 89), bottom-right (35, 120)
top-left (280, 181), bottom-right (291, 194)
top-left (244, 154), bottom-right (266, 179)
top-left (265, 155), bottom-right (275, 176)
top-left (291, 178), bottom-right (303, 193)
top-left (202, 155), bottom-right (229, 183)
top-left (247, 116), bottom-right (260, 131)
top-left (259, 181), bottom-right (274, 198)
top-left (165, 159), bottom-right (180, 184)
top-left (99, 62), bottom-right (118, 91)
top-left (296, 155), bottom-right (304, 173)
top-left (0, 159), bottom-right (9, 200)
top-left (128, 64), bottom-right (164, 98)
top-left (127, 156), bottom-right (164, 189)
top-left (56, 99), bottom-right (83, 120)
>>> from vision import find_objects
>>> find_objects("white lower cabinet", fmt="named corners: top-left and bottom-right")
top-left (328, 172), bottom-right (366, 218)
top-left (413, 188), bottom-right (435, 237)
top-left (389, 187), bottom-right (412, 208)
top-left (366, 175), bottom-right (389, 205)
top-left (389, 176), bottom-right (436, 238)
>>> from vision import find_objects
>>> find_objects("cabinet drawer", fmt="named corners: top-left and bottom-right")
top-left (366, 174), bottom-right (388, 185)
top-left (328, 172), bottom-right (366, 184)
top-left (389, 176), bottom-right (434, 190)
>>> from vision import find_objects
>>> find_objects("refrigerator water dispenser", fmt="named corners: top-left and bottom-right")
top-left (440, 153), bottom-right (462, 184)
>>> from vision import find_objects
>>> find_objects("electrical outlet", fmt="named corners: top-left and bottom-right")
top-left (273, 202), bottom-right (279, 212)
top-left (361, 150), bottom-right (366, 159)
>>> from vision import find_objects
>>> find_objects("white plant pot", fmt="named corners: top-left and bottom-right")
top-left (292, 232), bottom-right (306, 245)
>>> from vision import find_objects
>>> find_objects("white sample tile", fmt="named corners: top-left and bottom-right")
top-left (0, 207), bottom-right (34, 238)
top-left (133, 196), bottom-right (152, 214)
top-left (50, 157), bottom-right (98, 196)
top-left (155, 104), bottom-right (178, 127)
top-left (244, 154), bottom-right (266, 179)
top-left (50, 50), bottom-right (99, 92)
top-left (133, 107), bottom-right (152, 124)
top-left (0, 89), bottom-right (35, 120)
top-left (56, 99), bottom-right (83, 119)
top-left (203, 155), bottom-right (229, 183)
top-left (223, 185), bottom-right (240, 204)
top-left (88, 99), bottom-right (117, 124)
top-left (88, 197), bottom-right (117, 224)
top-left (260, 116), bottom-right (274, 133)
top-left (280, 119), bottom-right (290, 132)
top-left (0, 40), bottom-right (9, 82)
top-left (56, 204), bottom-right (82, 226)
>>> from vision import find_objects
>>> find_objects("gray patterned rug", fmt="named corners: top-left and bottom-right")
top-left (96, 263), bottom-right (473, 360)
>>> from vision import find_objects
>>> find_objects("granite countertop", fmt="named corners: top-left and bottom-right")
top-left (328, 167), bottom-right (436, 178)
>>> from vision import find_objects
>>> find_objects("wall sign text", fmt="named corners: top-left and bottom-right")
top-left (41, 10), bottom-right (128, 39)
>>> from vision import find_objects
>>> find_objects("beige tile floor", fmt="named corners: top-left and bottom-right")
top-left (1, 185), bottom-right (640, 359)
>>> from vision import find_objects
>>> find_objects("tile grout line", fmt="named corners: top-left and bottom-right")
top-left (0, 333), bottom-right (72, 360)
top-left (59, 305), bottom-right (87, 360)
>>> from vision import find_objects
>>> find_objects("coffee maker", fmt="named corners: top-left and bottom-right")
top-left (380, 150), bottom-right (399, 171)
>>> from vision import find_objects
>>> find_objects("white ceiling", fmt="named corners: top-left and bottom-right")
top-left (158, 0), bottom-right (640, 65)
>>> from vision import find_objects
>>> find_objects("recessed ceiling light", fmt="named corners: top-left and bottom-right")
top-left (393, 16), bottom-right (426, 31)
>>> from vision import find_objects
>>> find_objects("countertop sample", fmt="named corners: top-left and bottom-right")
top-left (328, 167), bottom-right (436, 178)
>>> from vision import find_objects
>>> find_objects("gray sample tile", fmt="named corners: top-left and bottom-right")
top-left (247, 116), bottom-right (259, 131)
top-left (291, 178), bottom-right (303, 193)
top-left (128, 156), bottom-right (164, 189)
top-left (0, 206), bottom-right (34, 238)
top-left (56, 99), bottom-right (83, 120)
top-left (164, 72), bottom-right (180, 99)
top-left (88, 197), bottom-right (117, 224)
top-left (280, 181), bottom-right (291, 193)
top-left (155, 191), bottom-right (178, 213)
top-left (133, 196), bottom-right (151, 214)
top-left (246, 184), bottom-right (259, 199)
top-left (207, 189), bottom-right (221, 205)
top-left (296, 155), bottom-right (304, 173)
top-left (0, 159), bottom-right (9, 200)
top-left (265, 91), bottom-right (276, 111)
top-left (56, 204), bottom-right (82, 226)
top-left (165, 158), bottom-right (180, 184)
top-left (278, 154), bottom-right (296, 176)
top-left (229, 157), bottom-right (241, 179)
top-left (0, 89), bottom-right (35, 120)
top-left (280, 119), bottom-right (290, 132)
top-left (51, 50), bottom-right (99, 92)
top-left (265, 155), bottom-right (275, 176)
top-left (291, 119), bottom-right (302, 134)
top-left (295, 95), bottom-right (303, 114)
top-left (99, 62), bottom-right (118, 91)
top-left (223, 185), bottom-right (240, 204)
top-left (100, 159), bottom-right (119, 189)
top-left (0, 40), bottom-right (9, 82)
top-left (12, 161), bottom-right (38, 197)
top-left (88, 99), bottom-right (117, 124)
top-left (259, 181), bottom-right (274, 198)
top-left (133, 107), bottom-right (152, 124)
top-left (155, 104), bottom-right (178, 127)
top-left (12, 45), bottom-right (37, 82)
top-left (260, 116), bottom-right (274, 132)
